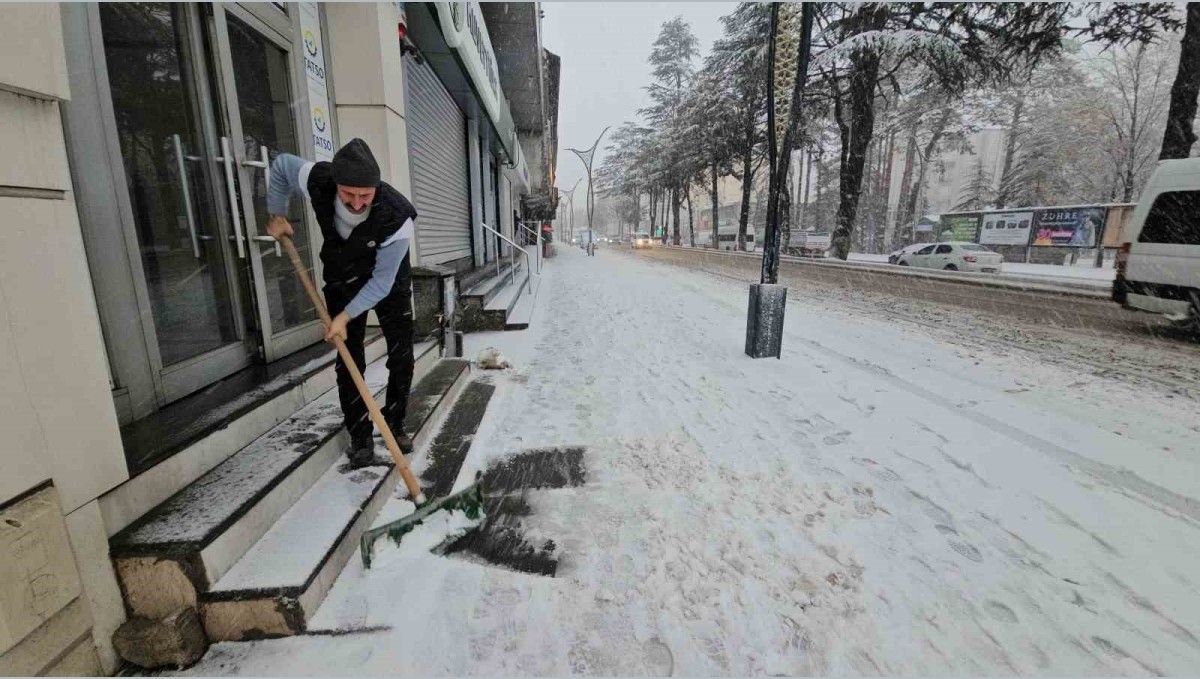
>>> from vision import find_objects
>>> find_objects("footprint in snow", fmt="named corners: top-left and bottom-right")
top-left (984, 600), bottom-right (1019, 623)
top-left (823, 430), bottom-right (851, 445)
top-left (641, 638), bottom-right (674, 677)
top-left (948, 539), bottom-right (984, 563)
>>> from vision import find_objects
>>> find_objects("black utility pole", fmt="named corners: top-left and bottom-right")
top-left (745, 2), bottom-right (815, 359)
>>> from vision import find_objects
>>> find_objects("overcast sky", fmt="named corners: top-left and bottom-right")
top-left (541, 2), bottom-right (737, 205)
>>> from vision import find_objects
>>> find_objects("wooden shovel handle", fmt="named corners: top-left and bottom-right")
top-left (279, 235), bottom-right (425, 503)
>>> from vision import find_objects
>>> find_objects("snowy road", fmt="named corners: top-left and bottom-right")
top-left (180, 245), bottom-right (1200, 676)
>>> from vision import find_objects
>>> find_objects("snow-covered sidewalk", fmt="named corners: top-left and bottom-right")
top-left (179, 245), bottom-right (1200, 676)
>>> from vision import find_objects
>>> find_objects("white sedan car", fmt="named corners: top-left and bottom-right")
top-left (897, 242), bottom-right (1003, 273)
top-left (887, 243), bottom-right (927, 265)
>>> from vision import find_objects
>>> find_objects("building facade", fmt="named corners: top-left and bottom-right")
top-left (0, 2), bottom-right (558, 674)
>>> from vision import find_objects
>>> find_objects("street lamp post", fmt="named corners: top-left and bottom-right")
top-left (745, 2), bottom-right (815, 359)
top-left (558, 179), bottom-right (581, 243)
top-left (568, 127), bottom-right (610, 256)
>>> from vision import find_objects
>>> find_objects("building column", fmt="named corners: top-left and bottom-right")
top-left (468, 116), bottom-right (485, 267)
top-left (324, 2), bottom-right (417, 264)
top-left (0, 4), bottom-right (128, 674)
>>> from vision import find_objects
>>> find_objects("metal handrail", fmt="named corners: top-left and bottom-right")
top-left (517, 222), bottom-right (542, 274)
top-left (481, 222), bottom-right (531, 293)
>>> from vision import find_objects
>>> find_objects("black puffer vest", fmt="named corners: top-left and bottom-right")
top-left (306, 162), bottom-right (418, 286)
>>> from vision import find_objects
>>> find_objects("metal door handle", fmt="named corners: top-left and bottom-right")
top-left (219, 136), bottom-right (246, 258)
top-left (172, 134), bottom-right (201, 258)
top-left (242, 146), bottom-right (278, 256)
top-left (241, 145), bottom-right (270, 193)
top-left (252, 235), bottom-right (282, 258)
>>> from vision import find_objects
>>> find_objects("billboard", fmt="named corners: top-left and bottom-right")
top-left (1032, 207), bottom-right (1106, 247)
top-left (980, 211), bottom-right (1033, 245)
top-left (939, 214), bottom-right (981, 242)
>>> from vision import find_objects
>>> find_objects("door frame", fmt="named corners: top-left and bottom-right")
top-left (208, 2), bottom-right (325, 362)
top-left (65, 2), bottom-right (332, 421)
top-left (83, 2), bottom-right (258, 408)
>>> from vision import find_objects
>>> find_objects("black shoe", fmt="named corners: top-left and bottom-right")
top-left (377, 425), bottom-right (413, 454)
top-left (345, 436), bottom-right (377, 470)
top-left (395, 431), bottom-right (414, 455)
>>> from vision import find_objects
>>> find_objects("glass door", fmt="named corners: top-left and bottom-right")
top-left (98, 3), bottom-right (257, 403)
top-left (208, 4), bottom-right (324, 362)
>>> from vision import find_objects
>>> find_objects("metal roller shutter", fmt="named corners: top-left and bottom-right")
top-left (404, 58), bottom-right (472, 267)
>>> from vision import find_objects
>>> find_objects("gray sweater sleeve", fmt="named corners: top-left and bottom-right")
top-left (267, 153), bottom-right (312, 215)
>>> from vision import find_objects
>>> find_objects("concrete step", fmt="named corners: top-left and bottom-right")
top-left (484, 271), bottom-right (527, 315)
top-left (201, 463), bottom-right (395, 640)
top-left (420, 381), bottom-right (496, 499)
top-left (459, 266), bottom-right (527, 332)
top-left (99, 334), bottom-right (407, 539)
top-left (109, 356), bottom-right (470, 624)
top-left (505, 273), bottom-right (541, 330)
top-left (461, 261), bottom-right (521, 307)
top-left (202, 377), bottom-right (491, 641)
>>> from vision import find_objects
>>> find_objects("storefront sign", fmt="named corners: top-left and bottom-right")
top-left (980, 210), bottom-right (1033, 245)
top-left (299, 3), bottom-right (334, 161)
top-left (939, 214), bottom-right (981, 242)
top-left (436, 3), bottom-right (503, 130)
top-left (1032, 207), bottom-right (1105, 247)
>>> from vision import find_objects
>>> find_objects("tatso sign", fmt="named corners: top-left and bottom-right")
top-left (299, 3), bottom-right (334, 161)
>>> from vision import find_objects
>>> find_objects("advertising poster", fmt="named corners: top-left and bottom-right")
top-left (299, 3), bottom-right (334, 161)
top-left (980, 211), bottom-right (1034, 245)
top-left (939, 214), bottom-right (981, 242)
top-left (1032, 207), bottom-right (1106, 247)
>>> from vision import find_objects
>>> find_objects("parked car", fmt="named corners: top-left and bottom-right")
top-left (632, 231), bottom-right (653, 249)
top-left (897, 242), bottom-right (1003, 272)
top-left (888, 243), bottom-right (927, 265)
top-left (1114, 158), bottom-right (1200, 329)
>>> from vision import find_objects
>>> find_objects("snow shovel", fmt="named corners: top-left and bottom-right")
top-left (278, 235), bottom-right (485, 567)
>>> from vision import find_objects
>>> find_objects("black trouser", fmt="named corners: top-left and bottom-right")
top-left (323, 277), bottom-right (414, 443)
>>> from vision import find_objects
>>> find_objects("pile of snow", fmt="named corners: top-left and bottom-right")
top-left (477, 347), bottom-right (511, 370)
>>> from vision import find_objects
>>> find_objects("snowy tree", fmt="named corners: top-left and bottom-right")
top-left (1160, 4), bottom-right (1200, 159)
top-left (642, 17), bottom-right (699, 245)
top-left (708, 2), bottom-right (771, 251)
top-left (811, 3), bottom-right (1086, 260)
top-left (1090, 39), bottom-right (1177, 201)
top-left (597, 122), bottom-right (653, 234)
top-left (953, 157), bottom-right (995, 212)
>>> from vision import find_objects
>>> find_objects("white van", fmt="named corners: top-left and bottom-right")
top-left (1114, 159), bottom-right (1200, 328)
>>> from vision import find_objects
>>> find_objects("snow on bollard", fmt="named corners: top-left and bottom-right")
top-left (477, 347), bottom-right (512, 370)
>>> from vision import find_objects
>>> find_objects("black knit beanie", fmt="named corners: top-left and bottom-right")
top-left (332, 138), bottom-right (381, 187)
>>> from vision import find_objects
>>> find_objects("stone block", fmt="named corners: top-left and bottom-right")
top-left (0, 486), bottom-right (82, 654)
top-left (112, 606), bottom-right (206, 670)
